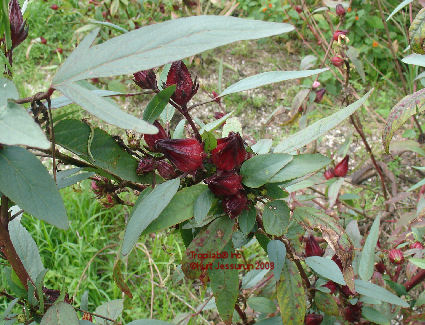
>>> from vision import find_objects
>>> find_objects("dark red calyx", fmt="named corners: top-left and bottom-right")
top-left (295, 5), bottom-right (302, 13)
top-left (40, 36), bottom-right (47, 44)
top-left (204, 171), bottom-right (243, 196)
top-left (336, 4), bottom-right (346, 16)
top-left (50, 4), bottom-right (59, 10)
top-left (136, 157), bottom-right (156, 174)
top-left (156, 138), bottom-right (205, 173)
top-left (388, 248), bottom-right (404, 265)
top-left (314, 88), bottom-right (326, 103)
top-left (156, 160), bottom-right (178, 179)
top-left (305, 235), bottom-right (324, 257)
top-left (375, 262), bottom-right (386, 274)
top-left (333, 30), bottom-right (348, 41)
top-left (323, 280), bottom-right (337, 294)
top-left (324, 168), bottom-right (335, 180)
top-left (331, 56), bottom-right (344, 67)
top-left (344, 302), bottom-right (362, 322)
top-left (165, 60), bottom-right (199, 107)
top-left (212, 91), bottom-right (221, 104)
top-left (334, 155), bottom-right (349, 177)
top-left (144, 121), bottom-right (168, 152)
top-left (410, 241), bottom-right (424, 250)
top-left (211, 132), bottom-right (248, 171)
top-left (222, 192), bottom-right (248, 219)
top-left (9, 0), bottom-right (28, 49)
top-left (133, 69), bottom-right (158, 90)
top-left (304, 313), bottom-right (323, 325)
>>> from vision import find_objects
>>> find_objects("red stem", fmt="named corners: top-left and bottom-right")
top-left (404, 269), bottom-right (425, 292)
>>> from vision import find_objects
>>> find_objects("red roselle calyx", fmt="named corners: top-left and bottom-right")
top-left (333, 30), bottom-right (348, 41)
top-left (165, 60), bottom-right (199, 107)
top-left (222, 192), bottom-right (248, 219)
top-left (156, 160), bottom-right (178, 179)
top-left (344, 302), bottom-right (362, 322)
top-left (410, 241), bottom-right (424, 249)
top-left (211, 132), bottom-right (248, 171)
top-left (331, 56), bottom-right (344, 67)
top-left (323, 280), bottom-right (337, 294)
top-left (336, 4), bottom-right (346, 17)
top-left (375, 262), bottom-right (386, 274)
top-left (214, 112), bottom-right (226, 120)
top-left (304, 313), bottom-right (323, 325)
top-left (314, 88), bottom-right (326, 103)
top-left (324, 168), bottom-right (335, 180)
top-left (9, 0), bottom-right (28, 49)
top-left (136, 157), bottom-right (156, 174)
top-left (389, 248), bottom-right (404, 265)
top-left (212, 91), bottom-right (221, 104)
top-left (144, 121), bottom-right (168, 152)
top-left (204, 172), bottom-right (243, 196)
top-left (133, 69), bottom-right (158, 90)
top-left (305, 235), bottom-right (324, 257)
top-left (156, 138), bottom-right (205, 173)
top-left (40, 36), bottom-right (47, 44)
top-left (50, 4), bottom-right (59, 10)
top-left (295, 5), bottom-right (302, 13)
top-left (334, 155), bottom-right (349, 177)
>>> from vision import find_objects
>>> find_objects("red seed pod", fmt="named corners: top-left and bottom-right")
top-left (336, 4), bottom-right (346, 17)
top-left (133, 69), bottom-right (158, 90)
top-left (211, 132), bottom-right (248, 171)
top-left (8, 0), bottom-right (28, 49)
top-left (156, 138), bottom-right (205, 172)
top-left (40, 36), bottom-right (47, 44)
top-left (50, 4), bottom-right (59, 10)
top-left (204, 172), bottom-right (243, 196)
top-left (56, 47), bottom-right (63, 54)
top-left (222, 192), bottom-right (248, 219)
top-left (165, 61), bottom-right (199, 106)
top-left (323, 280), bottom-right (337, 294)
top-left (375, 262), bottom-right (386, 274)
top-left (389, 248), bottom-right (404, 265)
top-left (324, 168), bottom-right (335, 180)
top-left (344, 302), bottom-right (362, 322)
top-left (331, 56), bottom-right (344, 67)
top-left (295, 5), bottom-right (302, 13)
top-left (314, 88), bottom-right (326, 103)
top-left (305, 235), bottom-right (324, 257)
top-left (333, 30), bottom-right (348, 41)
top-left (334, 155), bottom-right (349, 177)
top-left (304, 313), bottom-right (323, 325)
top-left (156, 160), bottom-right (178, 179)
top-left (410, 241), bottom-right (424, 250)
top-left (144, 121), bottom-right (168, 152)
top-left (136, 157), bottom-right (156, 174)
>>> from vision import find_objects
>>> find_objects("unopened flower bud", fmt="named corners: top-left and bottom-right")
top-left (144, 121), bottom-right (168, 152)
top-left (410, 242), bottom-right (424, 250)
top-left (156, 138), bottom-right (205, 172)
top-left (136, 157), bottom-right (156, 174)
top-left (375, 262), bottom-right (386, 274)
top-left (40, 36), bottom-right (47, 44)
top-left (165, 61), bottom-right (199, 106)
top-left (50, 4), bottom-right (59, 10)
top-left (305, 235), bottom-right (324, 257)
top-left (211, 132), bottom-right (248, 171)
top-left (324, 168), bottom-right (335, 180)
top-left (312, 81), bottom-right (321, 89)
top-left (314, 88), bottom-right (326, 103)
top-left (156, 160), bottom-right (177, 179)
top-left (336, 4), bottom-right (346, 17)
top-left (389, 248), bottom-right (404, 265)
top-left (133, 69), bottom-right (157, 90)
top-left (9, 0), bottom-right (28, 49)
top-left (344, 302), bottom-right (362, 322)
top-left (101, 194), bottom-right (116, 208)
top-left (204, 172), bottom-right (243, 196)
top-left (222, 192), bottom-right (248, 219)
top-left (333, 30), bottom-right (348, 41)
top-left (331, 56), bottom-right (344, 67)
top-left (334, 155), bottom-right (349, 177)
top-left (304, 313), bottom-right (323, 325)
top-left (295, 5), bottom-right (302, 13)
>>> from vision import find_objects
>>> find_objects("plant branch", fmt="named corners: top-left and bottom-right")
top-left (404, 269), bottom-right (425, 292)
top-left (13, 88), bottom-right (54, 104)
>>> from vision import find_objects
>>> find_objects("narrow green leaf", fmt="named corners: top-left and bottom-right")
top-left (94, 299), bottom-right (123, 325)
top-left (40, 302), bottom-right (79, 325)
top-left (267, 240), bottom-right (286, 280)
top-left (276, 259), bottom-right (306, 324)
top-left (409, 258), bottom-right (425, 269)
top-left (220, 69), bottom-right (327, 96)
top-left (359, 214), bottom-right (380, 281)
top-left (354, 279), bottom-right (409, 307)
top-left (402, 53), bottom-right (425, 67)
top-left (305, 256), bottom-right (346, 285)
top-left (0, 147), bottom-right (68, 229)
top-left (143, 85), bottom-right (176, 123)
top-left (262, 200), bottom-right (290, 236)
top-left (387, 0), bottom-right (413, 21)
top-left (122, 179), bottom-right (180, 256)
top-left (88, 19), bottom-right (128, 33)
top-left (56, 169), bottom-right (95, 189)
top-left (240, 153), bottom-right (293, 188)
top-left (274, 90), bottom-right (373, 153)
top-left (56, 82), bottom-right (157, 133)
top-left (255, 317), bottom-right (282, 325)
top-left (241, 269), bottom-right (269, 289)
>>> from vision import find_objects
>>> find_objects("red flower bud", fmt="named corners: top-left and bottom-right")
top-left (212, 91), bottom-right (221, 104)
top-left (222, 192), bottom-right (248, 219)
top-left (331, 56), bottom-right (344, 67)
top-left (340, 284), bottom-right (355, 297)
top-left (304, 313), bottom-right (323, 325)
top-left (323, 280), bottom-right (337, 294)
top-left (336, 4), bottom-right (346, 17)
top-left (156, 160), bottom-right (177, 179)
top-left (56, 47), bottom-right (63, 54)
top-left (305, 235), bottom-right (324, 257)
top-left (133, 69), bottom-right (157, 90)
top-left (411, 241), bottom-right (424, 250)
top-left (91, 78), bottom-right (99, 83)
top-left (333, 30), bottom-right (348, 41)
top-left (334, 155), bottom-right (349, 177)
top-left (102, 11), bottom-right (107, 18)
top-left (375, 262), bottom-right (386, 274)
top-left (82, 312), bottom-right (93, 322)
top-left (211, 132), bottom-right (248, 171)
top-left (344, 302), bottom-right (362, 322)
top-left (40, 36), bottom-right (47, 44)
top-left (136, 157), bottom-right (156, 174)
top-left (389, 248), bottom-right (404, 265)
top-left (214, 112), bottom-right (226, 120)
top-left (165, 61), bottom-right (199, 106)
top-left (156, 138), bottom-right (204, 173)
top-left (204, 172), bottom-right (243, 196)
top-left (50, 4), bottom-right (59, 10)
top-left (324, 168), bottom-right (335, 180)
top-left (9, 0), bottom-right (28, 49)
top-left (144, 121), bottom-right (168, 152)
top-left (91, 180), bottom-right (102, 196)
top-left (332, 254), bottom-right (343, 271)
top-left (314, 88), bottom-right (326, 103)
top-left (295, 5), bottom-right (302, 13)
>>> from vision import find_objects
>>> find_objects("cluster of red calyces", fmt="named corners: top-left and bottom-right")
top-left (8, 0), bottom-right (28, 49)
top-left (91, 176), bottom-right (118, 208)
top-left (324, 155), bottom-right (349, 180)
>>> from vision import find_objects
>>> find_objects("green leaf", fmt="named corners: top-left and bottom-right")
top-left (315, 291), bottom-right (339, 316)
top-left (276, 259), bottom-right (306, 324)
top-left (346, 47), bottom-right (365, 82)
top-left (222, 117), bottom-right (242, 137)
top-left (52, 16), bottom-right (294, 85)
top-left (49, 89), bottom-right (121, 109)
top-left (54, 119), bottom-right (153, 183)
top-left (127, 321), bottom-right (174, 325)
top-left (267, 240), bottom-right (286, 280)
top-left (172, 119), bottom-right (186, 139)
top-left (0, 146), bottom-right (68, 229)
top-left (142, 184), bottom-right (207, 234)
top-left (251, 139), bottom-right (272, 154)
top-left (143, 85), bottom-right (176, 123)
top-left (383, 88), bottom-right (425, 153)
top-left (209, 243), bottom-right (239, 323)
top-left (240, 153), bottom-right (293, 188)
top-left (255, 317), bottom-right (282, 325)
top-left (159, 104), bottom-right (175, 124)
top-left (269, 154), bottom-right (331, 182)
top-left (56, 168), bottom-right (95, 189)
top-left (241, 269), bottom-right (269, 289)
top-left (56, 82), bottom-right (157, 133)
top-left (354, 279), bottom-right (409, 307)
top-left (387, 0), bottom-right (413, 21)
top-left (238, 206), bottom-right (256, 235)
top-left (94, 299), bottom-right (123, 325)
top-left (201, 131), bottom-right (217, 152)
top-left (263, 200), bottom-right (290, 236)
top-left (409, 8), bottom-right (425, 54)
top-left (200, 112), bottom-right (233, 134)
top-left (328, 177), bottom-right (344, 208)
top-left (362, 306), bottom-right (390, 325)
top-left (359, 214), bottom-right (380, 281)
top-left (194, 189), bottom-right (216, 224)
top-left (415, 290), bottom-right (425, 307)
top-left (246, 296), bottom-right (276, 314)
top-left (305, 256), bottom-right (346, 285)
top-left (264, 183), bottom-right (288, 199)
top-left (274, 90), bottom-right (373, 153)
top-left (220, 69), bottom-right (327, 96)
top-left (403, 54), bottom-right (425, 67)
top-left (409, 258), bottom-right (425, 269)
top-left (0, 78), bottom-right (18, 105)
top-left (182, 216), bottom-right (234, 279)
top-left (40, 302), bottom-right (79, 325)
top-left (88, 19), bottom-right (128, 33)
top-left (9, 218), bottom-right (45, 282)
top-left (122, 179), bottom-right (180, 256)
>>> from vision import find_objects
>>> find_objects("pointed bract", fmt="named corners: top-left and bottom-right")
top-left (144, 120), bottom-right (168, 151)
top-left (334, 155), bottom-right (349, 177)
top-left (389, 248), bottom-right (404, 265)
top-left (133, 69), bottom-right (157, 90)
top-left (156, 138), bottom-right (204, 172)
top-left (165, 61), bottom-right (199, 106)
top-left (324, 168), bottom-right (335, 180)
top-left (9, 0), bottom-right (28, 49)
